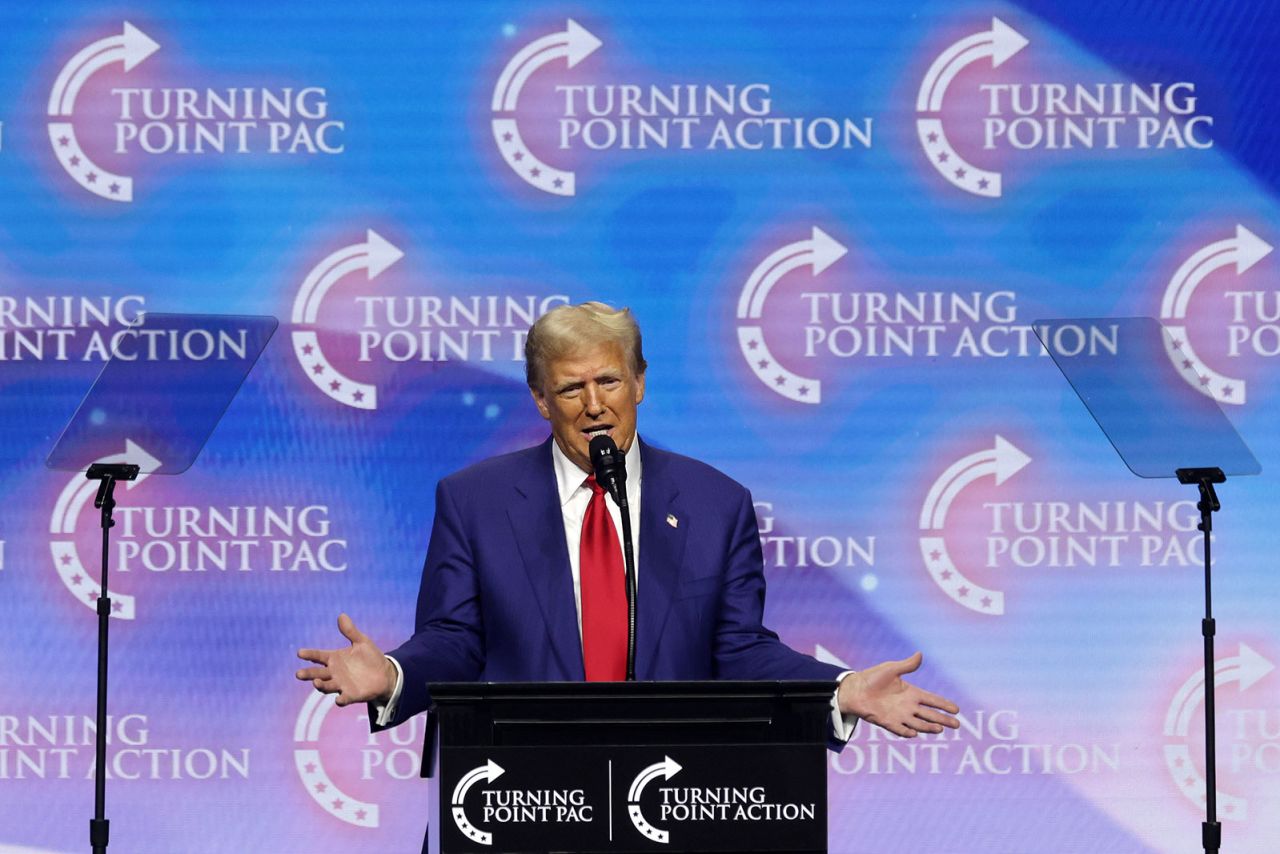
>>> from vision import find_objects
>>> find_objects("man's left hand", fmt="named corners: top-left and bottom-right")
top-left (837, 652), bottom-right (960, 737)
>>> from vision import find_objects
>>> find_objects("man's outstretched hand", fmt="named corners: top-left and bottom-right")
top-left (837, 652), bottom-right (960, 737)
top-left (296, 614), bottom-right (396, 707)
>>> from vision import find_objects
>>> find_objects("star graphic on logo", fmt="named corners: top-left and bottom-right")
top-left (113, 601), bottom-right (123, 612)
top-left (1223, 386), bottom-right (1234, 397)
top-left (1171, 339), bottom-right (1183, 350)
top-left (355, 809), bottom-right (368, 821)
top-left (954, 167), bottom-right (967, 179)
top-left (302, 343), bottom-right (314, 355)
top-left (757, 359), bottom-right (769, 370)
top-left (329, 379), bottom-right (341, 392)
top-left (90, 592), bottom-right (100, 601)
top-left (981, 596), bottom-right (992, 608)
top-left (331, 799), bottom-right (345, 811)
top-left (929, 549), bottom-right (941, 561)
top-left (71, 574), bottom-right (83, 585)
top-left (1199, 375), bottom-right (1210, 386)
top-left (352, 390), bottom-right (365, 403)
top-left (312, 363), bottom-right (325, 375)
top-left (69, 155), bottom-right (81, 167)
top-left (513, 151), bottom-right (524, 162)
top-left (305, 762), bottom-right (317, 774)
top-left (957, 586), bottom-right (970, 598)
top-left (109, 183), bottom-right (121, 195)
top-left (747, 339), bottom-right (759, 350)
top-left (940, 569), bottom-right (952, 581)
top-left (315, 782), bottom-right (327, 793)
top-left (978, 178), bottom-right (989, 190)
top-left (530, 167), bottom-right (542, 178)
top-left (60, 554), bottom-right (73, 565)
top-left (58, 136), bottom-right (69, 147)
top-left (86, 172), bottom-right (98, 184)
top-left (1182, 359), bottom-right (1193, 369)
top-left (502, 132), bottom-right (513, 143)
top-left (937, 152), bottom-right (950, 164)
top-left (927, 132), bottom-right (938, 144)
top-left (798, 386), bottom-right (809, 397)
top-left (553, 177), bottom-right (564, 188)
top-left (774, 375), bottom-right (786, 386)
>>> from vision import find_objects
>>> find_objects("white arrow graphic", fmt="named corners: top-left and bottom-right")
top-left (291, 229), bottom-right (403, 411)
top-left (293, 692), bottom-right (381, 827)
top-left (628, 756), bottom-right (681, 844)
top-left (1161, 643), bottom-right (1273, 821)
top-left (47, 23), bottom-right (160, 203)
top-left (918, 436), bottom-right (1031, 616)
top-left (1159, 225), bottom-right (1272, 405)
top-left (736, 227), bottom-right (847, 404)
top-left (48, 440), bottom-right (161, 621)
top-left (916, 18), bottom-right (1028, 198)
top-left (451, 760), bottom-right (505, 846)
top-left (491, 20), bottom-right (602, 197)
top-left (492, 19), bottom-right (601, 112)
top-left (48, 22), bottom-right (160, 116)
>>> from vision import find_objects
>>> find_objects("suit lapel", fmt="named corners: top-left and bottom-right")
top-left (636, 442), bottom-right (687, 676)
top-left (508, 439), bottom-right (585, 680)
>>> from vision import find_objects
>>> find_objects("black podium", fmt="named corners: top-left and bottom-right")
top-left (427, 681), bottom-right (833, 853)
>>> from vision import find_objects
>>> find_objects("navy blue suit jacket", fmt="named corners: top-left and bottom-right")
top-left (384, 437), bottom-right (841, 727)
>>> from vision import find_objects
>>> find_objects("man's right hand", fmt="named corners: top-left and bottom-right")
top-left (296, 614), bottom-right (396, 706)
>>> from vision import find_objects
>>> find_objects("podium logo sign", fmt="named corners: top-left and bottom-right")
top-left (1157, 224), bottom-right (1274, 406)
top-left (439, 744), bottom-right (823, 851)
top-left (488, 19), bottom-right (872, 198)
top-left (915, 17), bottom-right (1215, 198)
top-left (47, 21), bottom-right (344, 203)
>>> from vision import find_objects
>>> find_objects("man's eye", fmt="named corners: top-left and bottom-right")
top-left (559, 388), bottom-right (581, 399)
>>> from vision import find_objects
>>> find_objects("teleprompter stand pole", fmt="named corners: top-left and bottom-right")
top-left (86, 462), bottom-right (139, 854)
top-left (1176, 466), bottom-right (1225, 854)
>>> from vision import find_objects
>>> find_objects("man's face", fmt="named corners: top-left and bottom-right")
top-left (531, 340), bottom-right (645, 474)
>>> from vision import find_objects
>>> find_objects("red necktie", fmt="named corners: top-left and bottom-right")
top-left (580, 475), bottom-right (627, 681)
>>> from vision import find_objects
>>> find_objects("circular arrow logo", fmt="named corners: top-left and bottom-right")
top-left (1162, 643), bottom-right (1275, 820)
top-left (915, 17), bottom-right (1028, 198)
top-left (290, 229), bottom-right (404, 410)
top-left (627, 755), bottom-right (682, 845)
top-left (736, 226), bottom-right (847, 404)
top-left (491, 19), bottom-right (602, 196)
top-left (450, 759), bottom-right (506, 846)
top-left (47, 22), bottom-right (160, 202)
top-left (293, 691), bottom-right (381, 828)
top-left (47, 440), bottom-right (160, 620)
top-left (1159, 224), bottom-right (1273, 405)
top-left (918, 435), bottom-right (1031, 615)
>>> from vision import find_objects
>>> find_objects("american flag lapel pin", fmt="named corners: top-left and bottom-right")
top-left (666, 513), bottom-right (679, 528)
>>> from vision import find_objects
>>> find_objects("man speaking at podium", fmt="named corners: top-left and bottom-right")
top-left (297, 302), bottom-right (959, 743)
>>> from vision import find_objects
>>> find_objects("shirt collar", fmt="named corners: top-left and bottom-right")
top-left (551, 435), bottom-right (643, 507)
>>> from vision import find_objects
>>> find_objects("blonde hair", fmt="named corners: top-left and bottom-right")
top-left (525, 302), bottom-right (647, 388)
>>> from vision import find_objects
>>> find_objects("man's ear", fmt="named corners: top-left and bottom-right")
top-left (529, 386), bottom-right (552, 421)
top-left (635, 371), bottom-right (646, 406)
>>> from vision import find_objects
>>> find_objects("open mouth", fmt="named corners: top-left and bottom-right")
top-left (582, 425), bottom-right (613, 441)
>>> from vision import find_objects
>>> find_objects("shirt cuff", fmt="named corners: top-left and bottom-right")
top-left (830, 670), bottom-right (859, 742)
top-left (372, 655), bottom-right (405, 727)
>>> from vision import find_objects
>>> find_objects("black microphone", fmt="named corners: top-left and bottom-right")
top-left (589, 434), bottom-right (628, 509)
